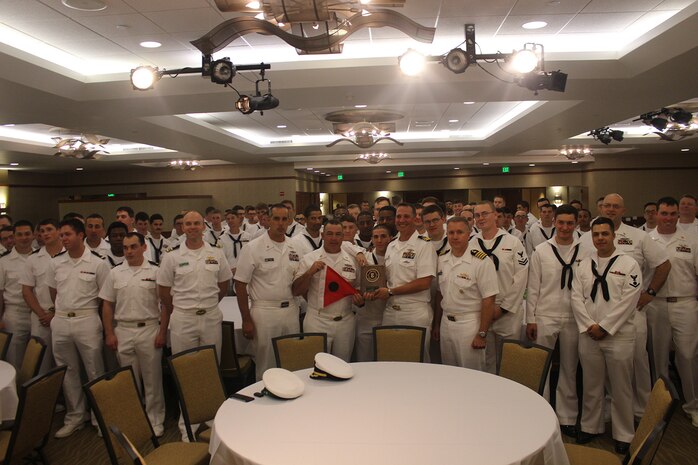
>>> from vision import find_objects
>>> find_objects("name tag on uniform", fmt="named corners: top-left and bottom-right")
top-left (179, 262), bottom-right (189, 267)
top-left (80, 271), bottom-right (96, 275)
top-left (264, 258), bottom-right (275, 262)
top-left (610, 270), bottom-right (626, 276)
top-left (141, 278), bottom-right (155, 282)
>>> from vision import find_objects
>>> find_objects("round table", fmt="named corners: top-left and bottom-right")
top-left (0, 361), bottom-right (19, 421)
top-left (219, 296), bottom-right (253, 355)
top-left (209, 362), bottom-right (569, 465)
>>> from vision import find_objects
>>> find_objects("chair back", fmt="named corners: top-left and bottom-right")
top-left (628, 420), bottom-right (667, 465)
top-left (497, 339), bottom-right (553, 395)
top-left (16, 336), bottom-right (47, 387)
top-left (109, 425), bottom-right (147, 465)
top-left (272, 333), bottom-right (327, 372)
top-left (84, 367), bottom-right (156, 465)
top-left (220, 321), bottom-right (242, 373)
top-left (3, 366), bottom-right (67, 463)
top-left (167, 345), bottom-right (226, 441)
top-left (373, 325), bottom-right (426, 362)
top-left (629, 376), bottom-right (679, 460)
top-left (0, 330), bottom-right (12, 360)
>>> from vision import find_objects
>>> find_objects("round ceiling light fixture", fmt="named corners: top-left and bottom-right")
top-left (522, 21), bottom-right (548, 30)
top-left (61, 0), bottom-right (107, 11)
top-left (139, 41), bottom-right (162, 48)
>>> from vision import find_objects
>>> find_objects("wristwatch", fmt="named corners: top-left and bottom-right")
top-left (387, 288), bottom-right (394, 297)
top-left (478, 330), bottom-right (487, 338)
top-left (646, 288), bottom-right (657, 297)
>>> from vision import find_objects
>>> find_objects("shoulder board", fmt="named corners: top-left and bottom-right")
top-left (0, 250), bottom-right (10, 258)
top-left (418, 235), bottom-right (431, 242)
top-left (148, 260), bottom-right (159, 267)
top-left (90, 250), bottom-right (105, 259)
top-left (471, 249), bottom-right (488, 260)
top-left (54, 250), bottom-right (67, 257)
top-left (31, 248), bottom-right (41, 255)
top-left (438, 248), bottom-right (451, 256)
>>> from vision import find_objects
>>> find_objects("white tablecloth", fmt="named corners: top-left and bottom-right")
top-left (219, 297), bottom-right (253, 355)
top-left (209, 362), bottom-right (569, 465)
top-left (0, 361), bottom-right (18, 421)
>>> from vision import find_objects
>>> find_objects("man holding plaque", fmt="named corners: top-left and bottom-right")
top-left (292, 220), bottom-right (363, 362)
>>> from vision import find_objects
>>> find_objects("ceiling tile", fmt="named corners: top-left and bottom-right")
top-left (8, 18), bottom-right (104, 43)
top-left (142, 8), bottom-right (224, 33)
top-left (440, 0), bottom-right (518, 17)
top-left (510, 0), bottom-right (589, 15)
top-left (434, 16), bottom-right (505, 42)
top-left (75, 13), bottom-right (166, 38)
top-left (125, 0), bottom-right (213, 13)
top-left (109, 33), bottom-right (192, 53)
top-left (496, 14), bottom-right (575, 35)
top-left (654, 0), bottom-right (695, 10)
top-left (37, 0), bottom-right (137, 17)
top-left (2, 0), bottom-right (67, 20)
top-left (560, 12), bottom-right (646, 33)
top-left (51, 37), bottom-right (130, 57)
top-left (582, 0), bottom-right (663, 14)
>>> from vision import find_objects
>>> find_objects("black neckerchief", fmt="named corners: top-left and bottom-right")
top-left (477, 235), bottom-right (504, 270)
top-left (550, 243), bottom-right (580, 290)
top-left (436, 237), bottom-right (449, 255)
top-left (591, 255), bottom-right (620, 302)
top-left (286, 223), bottom-right (297, 238)
top-left (304, 234), bottom-right (322, 250)
top-left (148, 237), bottom-right (164, 263)
top-left (228, 232), bottom-right (244, 258)
top-left (540, 226), bottom-right (555, 240)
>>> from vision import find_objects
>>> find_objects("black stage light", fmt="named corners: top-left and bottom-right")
top-left (670, 108), bottom-right (693, 125)
top-left (444, 48), bottom-right (469, 74)
top-left (650, 117), bottom-right (668, 131)
top-left (211, 58), bottom-right (235, 84)
top-left (516, 70), bottom-right (567, 93)
top-left (611, 130), bottom-right (624, 142)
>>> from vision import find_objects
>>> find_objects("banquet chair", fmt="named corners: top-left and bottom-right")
top-left (168, 346), bottom-right (226, 443)
top-left (0, 365), bottom-right (66, 465)
top-left (497, 339), bottom-right (553, 395)
top-left (16, 336), bottom-right (46, 388)
top-left (373, 325), bottom-right (426, 362)
top-left (0, 331), bottom-right (11, 361)
top-left (220, 321), bottom-right (254, 390)
top-left (272, 333), bottom-right (327, 372)
top-left (563, 376), bottom-right (678, 465)
top-left (84, 366), bottom-right (210, 465)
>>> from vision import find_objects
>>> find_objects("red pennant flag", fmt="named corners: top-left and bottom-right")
top-left (323, 266), bottom-right (357, 307)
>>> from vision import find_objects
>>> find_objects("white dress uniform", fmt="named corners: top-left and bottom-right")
top-left (525, 221), bottom-right (555, 257)
top-left (19, 246), bottom-right (64, 375)
top-left (203, 228), bottom-right (226, 247)
top-left (355, 252), bottom-right (385, 362)
top-left (219, 230), bottom-right (252, 271)
top-left (527, 237), bottom-right (590, 425)
top-left (527, 212), bottom-right (538, 229)
top-left (437, 248), bottom-right (498, 370)
top-left (507, 227), bottom-right (524, 242)
top-left (677, 218), bottom-right (698, 235)
top-left (99, 260), bottom-right (165, 434)
top-left (85, 238), bottom-right (110, 255)
top-left (290, 232), bottom-right (323, 258)
top-left (165, 231), bottom-right (183, 249)
top-left (581, 223), bottom-right (668, 417)
top-left (571, 251), bottom-right (642, 443)
top-left (286, 221), bottom-right (304, 238)
top-left (471, 229), bottom-right (529, 373)
top-left (645, 229), bottom-right (698, 420)
top-left (354, 235), bottom-right (372, 250)
top-left (157, 241), bottom-right (232, 357)
top-left (146, 236), bottom-right (166, 264)
top-left (103, 249), bottom-right (125, 268)
top-left (297, 248), bottom-right (359, 362)
top-left (0, 248), bottom-right (34, 368)
top-left (383, 230), bottom-right (437, 360)
top-left (234, 233), bottom-right (301, 380)
top-left (241, 222), bottom-right (262, 235)
top-left (46, 247), bottom-right (110, 428)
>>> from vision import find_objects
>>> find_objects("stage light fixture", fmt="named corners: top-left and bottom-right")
top-left (671, 108), bottom-right (693, 125)
top-left (130, 66), bottom-right (161, 90)
top-left (210, 58), bottom-right (235, 84)
top-left (509, 48), bottom-right (539, 74)
top-left (398, 49), bottom-right (426, 76)
top-left (444, 48), bottom-right (469, 74)
top-left (235, 69), bottom-right (279, 115)
top-left (515, 70), bottom-right (567, 93)
top-left (588, 127), bottom-right (624, 145)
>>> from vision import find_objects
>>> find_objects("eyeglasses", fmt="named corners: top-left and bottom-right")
top-left (422, 218), bottom-right (443, 226)
top-left (473, 211), bottom-right (492, 219)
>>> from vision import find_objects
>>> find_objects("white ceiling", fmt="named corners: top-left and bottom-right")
top-left (0, 0), bottom-right (697, 175)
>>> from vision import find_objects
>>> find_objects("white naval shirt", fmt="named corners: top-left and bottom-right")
top-left (384, 230), bottom-right (436, 305)
top-left (286, 222), bottom-right (304, 238)
top-left (219, 230), bottom-right (252, 270)
top-left (146, 236), bottom-right (166, 264)
top-left (290, 232), bottom-right (323, 258)
top-left (428, 235), bottom-right (450, 256)
top-left (506, 227), bottom-right (524, 242)
top-left (677, 218), bottom-right (698, 235)
top-left (99, 260), bottom-right (160, 322)
top-left (354, 234), bottom-right (372, 250)
top-left (296, 248), bottom-right (359, 313)
top-left (437, 249), bottom-right (498, 314)
top-left (470, 229), bottom-right (529, 313)
top-left (46, 247), bottom-right (110, 312)
top-left (85, 238), bottom-right (111, 255)
top-left (571, 251), bottom-right (642, 336)
top-left (19, 246), bottom-right (65, 310)
top-left (0, 248), bottom-right (33, 307)
top-left (156, 241), bottom-right (232, 310)
top-left (234, 233), bottom-right (300, 303)
top-left (241, 222), bottom-right (262, 235)
top-left (525, 221), bottom-right (556, 256)
top-left (204, 228), bottom-right (226, 247)
top-left (103, 248), bottom-right (125, 268)
top-left (647, 229), bottom-right (698, 298)
top-left (527, 237), bottom-right (591, 323)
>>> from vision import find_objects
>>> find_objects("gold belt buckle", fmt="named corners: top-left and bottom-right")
top-left (137, 322), bottom-right (146, 327)
top-left (333, 316), bottom-right (343, 321)
top-left (67, 312), bottom-right (76, 318)
top-left (195, 309), bottom-right (206, 315)
top-left (447, 315), bottom-right (456, 322)
top-left (666, 297), bottom-right (678, 303)
top-left (391, 305), bottom-right (401, 311)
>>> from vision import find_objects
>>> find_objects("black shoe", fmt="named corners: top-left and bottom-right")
top-left (614, 441), bottom-right (630, 455)
top-left (560, 425), bottom-right (578, 438)
top-left (576, 431), bottom-right (601, 444)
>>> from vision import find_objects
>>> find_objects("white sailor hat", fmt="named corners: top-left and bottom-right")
top-left (261, 368), bottom-right (305, 399)
top-left (309, 352), bottom-right (354, 381)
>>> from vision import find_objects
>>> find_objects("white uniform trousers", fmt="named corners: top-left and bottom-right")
top-left (631, 310), bottom-right (652, 418)
top-left (534, 315), bottom-right (579, 426)
top-left (382, 302), bottom-right (432, 363)
top-left (354, 305), bottom-right (383, 362)
top-left (440, 312), bottom-right (485, 371)
top-left (114, 322), bottom-right (165, 432)
top-left (250, 302), bottom-right (300, 381)
top-left (30, 312), bottom-right (54, 375)
top-left (51, 311), bottom-right (105, 427)
top-left (303, 308), bottom-right (356, 363)
top-left (2, 305), bottom-right (32, 370)
top-left (485, 310), bottom-right (523, 374)
top-left (170, 305), bottom-right (223, 441)
top-left (646, 298), bottom-right (698, 416)
top-left (578, 326), bottom-right (635, 443)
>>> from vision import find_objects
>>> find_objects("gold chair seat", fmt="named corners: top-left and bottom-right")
top-left (144, 441), bottom-right (210, 465)
top-left (564, 444), bottom-right (621, 465)
top-left (197, 427), bottom-right (212, 443)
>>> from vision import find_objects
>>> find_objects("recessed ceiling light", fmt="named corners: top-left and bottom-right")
top-left (246, 1), bottom-right (261, 8)
top-left (76, 167), bottom-right (84, 171)
top-left (529, 163), bottom-right (535, 167)
top-left (306, 167), bottom-right (313, 170)
top-left (681, 148), bottom-right (690, 152)
top-left (354, 104), bottom-right (367, 108)
top-left (482, 162), bottom-right (490, 166)
top-left (139, 41), bottom-right (162, 48)
top-left (325, 174), bottom-right (331, 176)
top-left (386, 170), bottom-right (391, 173)
top-left (453, 167), bottom-right (460, 170)
top-left (9, 162), bottom-right (19, 166)
top-left (522, 21), bottom-right (547, 30)
top-left (61, 0), bottom-right (107, 12)
top-left (448, 119), bottom-right (459, 123)
top-left (463, 101), bottom-right (475, 105)
top-left (276, 125), bottom-right (287, 129)
top-left (314, 170), bottom-right (320, 173)
top-left (571, 161), bottom-right (579, 164)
